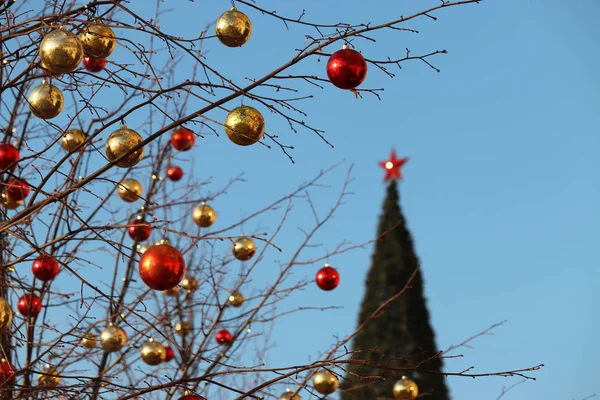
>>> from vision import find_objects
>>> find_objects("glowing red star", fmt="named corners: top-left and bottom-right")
top-left (379, 150), bottom-right (408, 181)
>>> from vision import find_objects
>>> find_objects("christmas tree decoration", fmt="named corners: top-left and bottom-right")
top-left (39, 29), bottom-right (83, 75)
top-left (178, 394), bottom-right (205, 400)
top-left (28, 80), bottom-right (64, 119)
top-left (100, 323), bottom-right (127, 353)
top-left (232, 237), bottom-right (256, 261)
top-left (175, 321), bottom-right (192, 336)
top-left (118, 179), bottom-right (143, 202)
top-left (313, 370), bottom-right (339, 395)
top-left (0, 298), bottom-right (13, 332)
top-left (2, 196), bottom-right (22, 210)
top-left (139, 242), bottom-right (185, 290)
top-left (140, 339), bottom-right (167, 366)
top-left (79, 23), bottom-right (117, 59)
top-left (225, 106), bottom-right (265, 146)
top-left (105, 124), bottom-right (145, 168)
top-left (163, 286), bottom-right (180, 296)
top-left (81, 332), bottom-right (97, 348)
top-left (0, 360), bottom-right (15, 384)
top-left (315, 264), bottom-right (340, 291)
top-left (192, 203), bottom-right (216, 228)
top-left (5, 177), bottom-right (30, 201)
top-left (61, 129), bottom-right (86, 152)
top-left (171, 127), bottom-right (195, 151)
top-left (215, 329), bottom-right (232, 345)
top-left (227, 291), bottom-right (244, 307)
top-left (167, 165), bottom-right (183, 181)
top-left (181, 275), bottom-right (199, 293)
top-left (379, 150), bottom-right (408, 181)
top-left (17, 294), bottom-right (42, 318)
top-left (278, 390), bottom-right (302, 400)
top-left (215, 7), bottom-right (252, 47)
top-left (326, 46), bottom-right (368, 90)
top-left (32, 255), bottom-right (59, 282)
top-left (164, 345), bottom-right (175, 362)
top-left (38, 367), bottom-right (60, 389)
top-left (393, 377), bottom-right (418, 400)
top-left (127, 215), bottom-right (152, 242)
top-left (0, 143), bottom-right (20, 172)
top-left (82, 56), bottom-right (106, 72)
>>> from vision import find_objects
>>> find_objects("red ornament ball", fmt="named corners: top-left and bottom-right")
top-left (139, 243), bottom-right (186, 290)
top-left (5, 177), bottom-right (30, 201)
top-left (178, 396), bottom-right (205, 400)
top-left (83, 56), bottom-right (106, 72)
top-left (326, 48), bottom-right (368, 90)
top-left (167, 165), bottom-right (183, 181)
top-left (164, 345), bottom-right (175, 362)
top-left (316, 265), bottom-right (340, 291)
top-left (32, 255), bottom-right (59, 282)
top-left (215, 329), bottom-right (232, 345)
top-left (171, 128), bottom-right (195, 151)
top-left (17, 294), bottom-right (42, 318)
top-left (0, 143), bottom-right (19, 172)
top-left (128, 216), bottom-right (152, 242)
top-left (0, 360), bottom-right (15, 383)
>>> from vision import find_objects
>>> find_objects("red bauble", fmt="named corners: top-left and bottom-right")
top-left (215, 329), bottom-right (232, 345)
top-left (167, 166), bottom-right (183, 181)
top-left (83, 56), bottom-right (106, 73)
top-left (0, 143), bottom-right (19, 172)
top-left (326, 48), bottom-right (368, 90)
top-left (178, 396), bottom-right (205, 400)
top-left (17, 294), bottom-right (42, 318)
top-left (139, 244), bottom-right (186, 290)
top-left (171, 128), bottom-right (195, 151)
top-left (128, 217), bottom-right (152, 242)
top-left (316, 265), bottom-right (340, 291)
top-left (5, 177), bottom-right (30, 201)
top-left (164, 345), bottom-right (175, 362)
top-left (32, 255), bottom-right (59, 282)
top-left (0, 360), bottom-right (15, 383)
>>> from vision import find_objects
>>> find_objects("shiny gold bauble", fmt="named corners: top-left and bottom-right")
top-left (313, 370), bottom-right (339, 395)
top-left (100, 323), bottom-right (127, 353)
top-left (140, 340), bottom-right (166, 366)
top-left (117, 178), bottom-right (143, 202)
top-left (278, 390), bottom-right (301, 400)
top-left (393, 376), bottom-right (419, 400)
top-left (232, 236), bottom-right (256, 261)
top-left (80, 23), bottom-right (117, 59)
top-left (163, 286), bottom-right (179, 296)
top-left (81, 332), bottom-right (97, 348)
top-left (38, 368), bottom-right (60, 389)
top-left (39, 29), bottom-right (83, 75)
top-left (224, 106), bottom-right (265, 146)
top-left (3, 195), bottom-right (23, 210)
top-left (105, 124), bottom-right (145, 168)
top-left (175, 321), bottom-right (192, 336)
top-left (0, 297), bottom-right (12, 332)
top-left (61, 129), bottom-right (86, 152)
top-left (182, 275), bottom-right (199, 293)
top-left (192, 203), bottom-right (216, 228)
top-left (215, 7), bottom-right (252, 48)
top-left (28, 80), bottom-right (64, 120)
top-left (227, 291), bottom-right (244, 307)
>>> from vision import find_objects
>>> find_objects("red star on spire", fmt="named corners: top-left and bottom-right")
top-left (379, 150), bottom-right (408, 181)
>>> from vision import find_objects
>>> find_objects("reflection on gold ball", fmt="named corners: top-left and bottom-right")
top-left (28, 81), bottom-right (64, 120)
top-left (175, 321), bottom-right (192, 336)
top-left (38, 368), bottom-right (60, 389)
top-left (393, 376), bottom-right (418, 400)
top-left (163, 286), bottom-right (179, 296)
top-left (227, 291), bottom-right (244, 307)
top-left (81, 332), bottom-right (97, 349)
top-left (182, 275), bottom-right (199, 293)
top-left (80, 23), bottom-right (117, 59)
top-left (105, 124), bottom-right (144, 168)
top-left (225, 106), bottom-right (265, 146)
top-left (232, 237), bottom-right (256, 261)
top-left (100, 324), bottom-right (127, 353)
top-left (192, 203), bottom-right (216, 228)
top-left (0, 297), bottom-right (12, 332)
top-left (39, 29), bottom-right (83, 75)
top-left (140, 340), bottom-right (166, 366)
top-left (313, 370), bottom-right (339, 395)
top-left (216, 7), bottom-right (252, 47)
top-left (117, 178), bottom-right (143, 202)
top-left (278, 390), bottom-right (302, 400)
top-left (61, 129), bottom-right (86, 152)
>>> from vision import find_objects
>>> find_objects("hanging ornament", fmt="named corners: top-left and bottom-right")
top-left (181, 275), bottom-right (199, 293)
top-left (139, 242), bottom-right (185, 290)
top-left (0, 360), bottom-right (15, 384)
top-left (0, 143), bottom-right (19, 172)
top-left (215, 329), bottom-right (232, 345)
top-left (82, 56), bottom-right (106, 73)
top-left (224, 106), bottom-right (265, 146)
top-left (163, 286), bottom-right (180, 297)
top-left (0, 298), bottom-right (13, 332)
top-left (32, 255), bottom-right (59, 282)
top-left (175, 321), bottom-right (192, 336)
top-left (227, 291), bottom-right (244, 307)
top-left (140, 339), bottom-right (167, 366)
top-left (326, 46), bottom-right (368, 90)
top-left (164, 345), bottom-right (175, 362)
top-left (100, 323), bottom-right (127, 353)
top-left (232, 237), bottom-right (256, 261)
top-left (17, 294), bottom-right (42, 318)
top-left (61, 129), bottom-right (86, 152)
top-left (127, 215), bottom-right (152, 242)
top-left (171, 127), bottom-right (195, 151)
top-left (81, 332), bottom-right (97, 348)
top-left (192, 203), bottom-right (216, 228)
top-left (315, 264), bottom-right (340, 291)
top-left (5, 177), bottom-right (30, 201)
top-left (215, 7), bottom-right (252, 47)
top-left (167, 165), bottom-right (183, 181)
top-left (39, 29), bottom-right (83, 75)
top-left (278, 390), bottom-right (302, 400)
top-left (118, 179), bottom-right (143, 202)
top-left (393, 377), bottom-right (419, 400)
top-left (38, 367), bottom-right (60, 389)
top-left (313, 370), bottom-right (339, 395)
top-left (105, 124), bottom-right (145, 168)
top-left (178, 394), bottom-right (205, 400)
top-left (137, 244), bottom-right (150, 255)
top-left (2, 195), bottom-right (22, 210)
top-left (80, 23), bottom-right (117, 59)
top-left (28, 80), bottom-right (64, 119)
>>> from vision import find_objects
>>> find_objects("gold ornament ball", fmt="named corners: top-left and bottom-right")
top-left (232, 237), bottom-right (256, 261)
top-left (0, 297), bottom-right (12, 332)
top-left (313, 370), bottom-right (339, 395)
top-left (100, 324), bottom-right (127, 353)
top-left (105, 124), bottom-right (145, 168)
top-left (278, 390), bottom-right (302, 400)
top-left (28, 81), bottom-right (64, 120)
top-left (215, 7), bottom-right (252, 47)
top-left (393, 377), bottom-right (419, 400)
top-left (39, 29), bottom-right (83, 75)
top-left (182, 275), bottom-right (199, 292)
top-left (175, 321), bottom-right (192, 336)
top-left (163, 286), bottom-right (180, 296)
top-left (192, 203), bottom-right (216, 228)
top-left (140, 340), bottom-right (166, 366)
top-left (80, 23), bottom-right (117, 59)
top-left (81, 332), bottom-right (97, 349)
top-left (38, 368), bottom-right (60, 389)
top-left (117, 178), bottom-right (143, 202)
top-left (61, 129), bottom-right (86, 152)
top-left (224, 106), bottom-right (265, 146)
top-left (227, 291), bottom-right (244, 307)
top-left (3, 195), bottom-right (23, 210)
